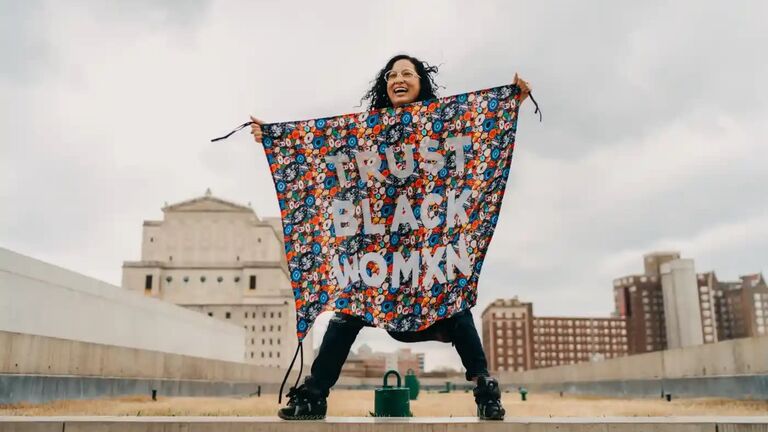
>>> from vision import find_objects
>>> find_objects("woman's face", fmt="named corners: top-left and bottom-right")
top-left (386, 59), bottom-right (421, 107)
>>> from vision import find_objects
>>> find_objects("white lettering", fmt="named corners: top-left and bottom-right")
top-left (332, 199), bottom-right (358, 237)
top-left (360, 252), bottom-right (387, 287)
top-left (392, 251), bottom-right (419, 289)
top-left (391, 193), bottom-right (419, 232)
top-left (447, 189), bottom-right (471, 228)
top-left (355, 150), bottom-right (386, 182)
top-left (418, 137), bottom-right (445, 175)
top-left (384, 145), bottom-right (415, 179)
top-left (422, 246), bottom-right (447, 286)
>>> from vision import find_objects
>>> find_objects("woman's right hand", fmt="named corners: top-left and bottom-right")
top-left (250, 115), bottom-right (264, 143)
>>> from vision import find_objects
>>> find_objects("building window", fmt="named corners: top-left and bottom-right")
top-left (277, 339), bottom-right (281, 345)
top-left (208, 312), bottom-right (213, 317)
top-left (270, 312), bottom-right (274, 318)
top-left (270, 338), bottom-right (273, 345)
top-left (261, 352), bottom-right (265, 358)
top-left (262, 339), bottom-right (265, 345)
top-left (200, 276), bottom-right (206, 282)
top-left (278, 312), bottom-right (282, 318)
top-left (250, 352), bottom-right (254, 359)
top-left (244, 312), bottom-right (248, 319)
top-left (277, 352), bottom-right (280, 358)
top-left (225, 312), bottom-right (231, 319)
top-left (251, 338), bottom-right (254, 345)
top-left (250, 276), bottom-right (257, 290)
top-left (145, 275), bottom-right (153, 290)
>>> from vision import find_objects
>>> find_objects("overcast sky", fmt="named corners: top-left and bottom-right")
top-left (2, 0), bottom-right (766, 371)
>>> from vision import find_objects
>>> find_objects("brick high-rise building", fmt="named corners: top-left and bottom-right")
top-left (643, 251), bottom-right (681, 277)
top-left (615, 253), bottom-right (764, 354)
top-left (481, 298), bottom-right (534, 372)
top-left (614, 252), bottom-right (710, 354)
top-left (486, 253), bottom-right (765, 371)
top-left (710, 273), bottom-right (768, 339)
top-left (533, 316), bottom-right (628, 368)
top-left (696, 271), bottom-right (723, 343)
top-left (481, 298), bottom-right (628, 372)
top-left (613, 274), bottom-right (667, 354)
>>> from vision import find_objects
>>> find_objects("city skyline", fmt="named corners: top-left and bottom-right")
top-left (2, 1), bottom-right (766, 371)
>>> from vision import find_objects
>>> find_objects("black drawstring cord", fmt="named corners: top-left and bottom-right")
top-left (528, 91), bottom-right (542, 122)
top-left (211, 87), bottom-right (539, 143)
top-left (278, 341), bottom-right (304, 404)
top-left (211, 121), bottom-right (255, 142)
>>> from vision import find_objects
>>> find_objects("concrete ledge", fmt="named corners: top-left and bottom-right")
top-left (1, 417), bottom-right (767, 432)
top-left (0, 375), bottom-right (273, 404)
top-left (526, 374), bottom-right (768, 400)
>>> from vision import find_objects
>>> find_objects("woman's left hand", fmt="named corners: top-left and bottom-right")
top-left (514, 72), bottom-right (531, 104)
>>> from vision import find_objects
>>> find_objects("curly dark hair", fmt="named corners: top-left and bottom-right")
top-left (361, 54), bottom-right (441, 110)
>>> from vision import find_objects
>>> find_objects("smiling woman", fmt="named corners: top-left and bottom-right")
top-left (361, 54), bottom-right (441, 109)
top-left (246, 53), bottom-right (533, 422)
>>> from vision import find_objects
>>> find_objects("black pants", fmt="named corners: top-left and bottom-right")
top-left (309, 308), bottom-right (489, 394)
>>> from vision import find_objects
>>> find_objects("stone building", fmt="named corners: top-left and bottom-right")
top-left (122, 189), bottom-right (312, 367)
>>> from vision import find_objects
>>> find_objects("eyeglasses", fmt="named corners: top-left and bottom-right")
top-left (384, 69), bottom-right (419, 82)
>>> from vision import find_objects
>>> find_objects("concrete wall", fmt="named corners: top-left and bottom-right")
top-left (0, 375), bottom-right (268, 404)
top-left (497, 335), bottom-right (768, 387)
top-left (0, 248), bottom-right (245, 362)
top-left (0, 331), bottom-right (280, 382)
top-left (0, 331), bottom-right (309, 404)
top-left (527, 375), bottom-right (768, 400)
top-left (3, 319), bottom-right (768, 403)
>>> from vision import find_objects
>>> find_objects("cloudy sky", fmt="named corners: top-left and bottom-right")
top-left (2, 1), bottom-right (766, 371)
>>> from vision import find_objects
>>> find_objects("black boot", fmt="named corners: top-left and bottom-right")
top-left (473, 376), bottom-right (505, 420)
top-left (277, 377), bottom-right (328, 420)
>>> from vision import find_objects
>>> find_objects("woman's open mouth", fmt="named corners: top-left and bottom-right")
top-left (393, 86), bottom-right (408, 95)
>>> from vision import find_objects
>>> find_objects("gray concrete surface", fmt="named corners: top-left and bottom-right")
top-left (499, 335), bottom-right (768, 384)
top-left (1, 416), bottom-right (767, 432)
top-left (0, 375), bottom-right (275, 404)
top-left (523, 375), bottom-right (768, 399)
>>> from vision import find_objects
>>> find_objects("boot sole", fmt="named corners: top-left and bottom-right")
top-left (478, 407), bottom-right (505, 421)
top-left (277, 412), bottom-right (326, 421)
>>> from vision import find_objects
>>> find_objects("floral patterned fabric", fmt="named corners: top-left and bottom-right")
top-left (262, 84), bottom-right (522, 341)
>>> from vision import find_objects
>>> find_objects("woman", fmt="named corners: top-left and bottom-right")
top-left (251, 54), bottom-right (531, 420)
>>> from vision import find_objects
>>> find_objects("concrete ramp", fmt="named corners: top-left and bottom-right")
top-left (1, 416), bottom-right (767, 431)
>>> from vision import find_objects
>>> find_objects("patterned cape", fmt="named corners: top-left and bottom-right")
top-left (261, 84), bottom-right (522, 341)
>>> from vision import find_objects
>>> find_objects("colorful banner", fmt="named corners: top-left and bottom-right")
top-left (262, 84), bottom-right (522, 340)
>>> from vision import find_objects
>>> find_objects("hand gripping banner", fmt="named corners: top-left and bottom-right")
top-left (261, 84), bottom-right (523, 341)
